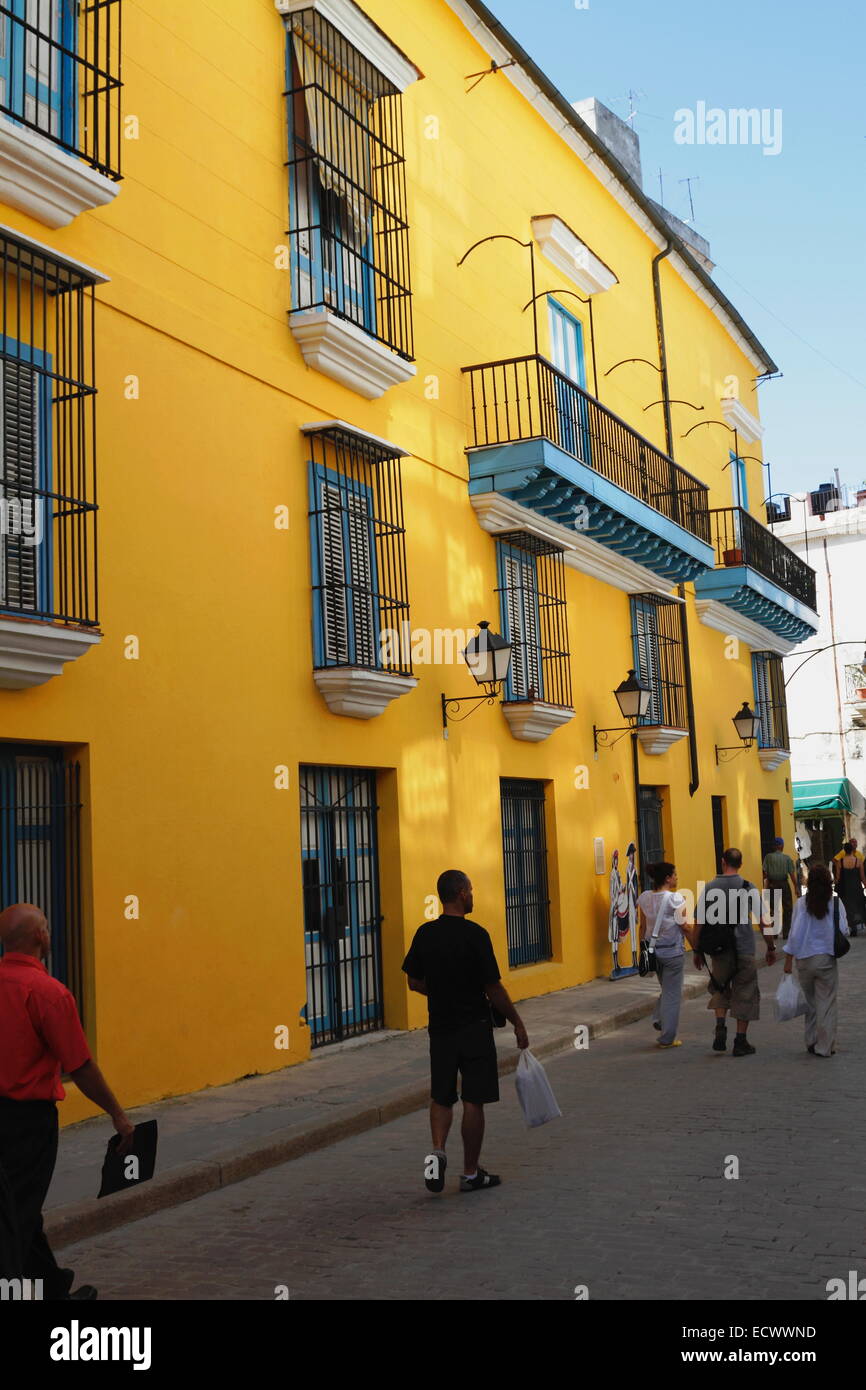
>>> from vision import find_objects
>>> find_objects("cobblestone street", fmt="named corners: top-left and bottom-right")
top-left (62, 948), bottom-right (866, 1301)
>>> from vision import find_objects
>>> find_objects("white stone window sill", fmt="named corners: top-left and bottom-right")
top-left (757, 747), bottom-right (790, 772)
top-left (0, 616), bottom-right (101, 689)
top-left (0, 117), bottom-right (119, 228)
top-left (636, 726), bottom-right (689, 756)
top-left (313, 665), bottom-right (417, 719)
top-left (290, 309), bottom-right (416, 399)
top-left (502, 700), bottom-right (575, 742)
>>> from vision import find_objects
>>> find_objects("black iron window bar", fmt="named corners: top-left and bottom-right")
top-left (306, 423), bottom-right (412, 677)
top-left (0, 229), bottom-right (100, 627)
top-left (500, 776), bottom-right (553, 968)
top-left (0, 0), bottom-right (122, 178)
top-left (284, 7), bottom-right (413, 361)
top-left (753, 650), bottom-right (790, 750)
top-left (630, 593), bottom-right (688, 730)
top-left (709, 505), bottom-right (817, 610)
top-left (462, 354), bottom-right (711, 544)
top-left (495, 530), bottom-right (572, 709)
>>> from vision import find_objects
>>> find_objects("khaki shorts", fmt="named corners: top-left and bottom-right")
top-left (706, 952), bottom-right (760, 1021)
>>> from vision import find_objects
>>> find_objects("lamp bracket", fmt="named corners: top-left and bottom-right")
top-left (441, 686), bottom-right (501, 739)
top-left (714, 742), bottom-right (753, 765)
top-left (593, 724), bottom-right (633, 753)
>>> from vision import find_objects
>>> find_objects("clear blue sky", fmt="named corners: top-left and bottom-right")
top-left (487, 0), bottom-right (866, 499)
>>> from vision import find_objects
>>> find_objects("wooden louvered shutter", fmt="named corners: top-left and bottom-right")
top-left (504, 551), bottom-right (541, 700)
top-left (753, 654), bottom-right (771, 746)
top-left (0, 359), bottom-right (40, 614)
top-left (633, 600), bottom-right (662, 724)
top-left (345, 492), bottom-right (376, 666)
top-left (320, 482), bottom-right (348, 663)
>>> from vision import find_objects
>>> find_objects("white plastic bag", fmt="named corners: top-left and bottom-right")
top-left (774, 972), bottom-right (807, 1022)
top-left (514, 1049), bottom-right (562, 1128)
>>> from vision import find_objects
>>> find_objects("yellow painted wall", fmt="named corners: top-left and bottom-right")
top-left (0, 0), bottom-right (796, 1124)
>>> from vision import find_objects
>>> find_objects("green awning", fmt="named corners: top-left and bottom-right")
top-left (793, 778), bottom-right (852, 815)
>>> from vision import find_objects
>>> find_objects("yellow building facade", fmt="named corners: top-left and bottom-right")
top-left (0, 0), bottom-right (818, 1122)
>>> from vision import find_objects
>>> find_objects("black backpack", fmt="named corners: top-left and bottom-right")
top-left (698, 880), bottom-right (753, 957)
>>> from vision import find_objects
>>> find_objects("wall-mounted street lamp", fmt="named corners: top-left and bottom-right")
top-left (593, 669), bottom-right (653, 751)
top-left (715, 701), bottom-right (760, 763)
top-left (441, 621), bottom-right (512, 739)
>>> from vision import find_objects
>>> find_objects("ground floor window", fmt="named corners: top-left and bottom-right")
top-left (300, 765), bottom-right (383, 1047)
top-left (0, 744), bottom-right (83, 1012)
top-left (757, 799), bottom-right (778, 863)
top-left (500, 778), bottom-right (552, 967)
top-left (638, 785), bottom-right (666, 888)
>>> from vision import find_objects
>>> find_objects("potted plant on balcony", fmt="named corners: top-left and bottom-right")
top-left (723, 546), bottom-right (744, 566)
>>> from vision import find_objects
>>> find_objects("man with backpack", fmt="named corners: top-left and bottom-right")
top-left (693, 848), bottom-right (778, 1056)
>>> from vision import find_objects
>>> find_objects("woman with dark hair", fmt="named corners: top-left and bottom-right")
top-left (836, 841), bottom-right (866, 938)
top-left (638, 862), bottom-right (691, 1049)
top-left (783, 862), bottom-right (849, 1057)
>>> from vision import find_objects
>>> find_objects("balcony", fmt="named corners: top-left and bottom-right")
top-left (845, 664), bottom-right (866, 728)
top-left (694, 507), bottom-right (819, 650)
top-left (463, 355), bottom-right (715, 589)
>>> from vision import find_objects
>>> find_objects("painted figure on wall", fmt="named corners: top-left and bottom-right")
top-left (608, 847), bottom-right (638, 979)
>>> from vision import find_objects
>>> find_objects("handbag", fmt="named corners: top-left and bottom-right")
top-left (833, 897), bottom-right (850, 958)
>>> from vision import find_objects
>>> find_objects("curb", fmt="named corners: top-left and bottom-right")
top-left (45, 964), bottom-right (738, 1249)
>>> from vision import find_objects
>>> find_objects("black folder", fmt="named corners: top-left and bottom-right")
top-left (97, 1119), bottom-right (158, 1198)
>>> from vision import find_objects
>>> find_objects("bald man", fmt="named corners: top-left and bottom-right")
top-left (0, 903), bottom-right (134, 1300)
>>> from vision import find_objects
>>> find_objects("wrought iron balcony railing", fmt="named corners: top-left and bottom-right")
top-left (463, 355), bottom-right (711, 545)
top-left (709, 507), bottom-right (817, 611)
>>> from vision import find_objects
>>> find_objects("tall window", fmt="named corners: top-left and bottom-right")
top-left (752, 651), bottom-right (789, 749)
top-left (285, 6), bottom-right (413, 359)
top-left (500, 778), bottom-right (552, 967)
top-left (630, 594), bottom-right (687, 729)
top-left (0, 744), bottom-right (84, 1012)
top-left (0, 230), bottom-right (99, 628)
top-left (0, 0), bottom-right (122, 176)
top-left (496, 533), bottom-right (572, 707)
top-left (306, 423), bottom-right (411, 675)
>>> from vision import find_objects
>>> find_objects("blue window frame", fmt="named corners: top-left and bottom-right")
top-left (0, 336), bottom-right (53, 619)
top-left (730, 450), bottom-right (749, 510)
top-left (0, 744), bottom-right (83, 1008)
top-left (300, 765), bottom-right (383, 1046)
top-left (0, 0), bottom-right (77, 145)
top-left (497, 539), bottom-right (543, 701)
top-left (752, 650), bottom-right (789, 750)
top-left (286, 26), bottom-right (377, 337)
top-left (548, 297), bottom-right (591, 463)
top-left (630, 593), bottom-right (688, 730)
top-left (308, 458), bottom-right (380, 669)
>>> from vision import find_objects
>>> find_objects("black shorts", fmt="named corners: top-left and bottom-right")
top-left (429, 1020), bottom-right (499, 1106)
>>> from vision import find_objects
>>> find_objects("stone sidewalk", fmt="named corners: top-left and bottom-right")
top-left (46, 958), bottom-right (720, 1249)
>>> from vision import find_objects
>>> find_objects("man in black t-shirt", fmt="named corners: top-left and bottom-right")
top-left (402, 869), bottom-right (528, 1195)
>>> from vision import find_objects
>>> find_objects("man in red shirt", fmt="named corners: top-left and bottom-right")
top-left (0, 903), bottom-right (134, 1300)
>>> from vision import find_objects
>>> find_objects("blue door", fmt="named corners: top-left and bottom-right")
top-left (548, 298), bottom-right (590, 463)
top-left (300, 766), bottom-right (383, 1047)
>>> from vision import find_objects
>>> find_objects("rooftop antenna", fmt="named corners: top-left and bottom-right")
top-left (679, 175), bottom-right (700, 224)
top-left (657, 167), bottom-right (664, 205)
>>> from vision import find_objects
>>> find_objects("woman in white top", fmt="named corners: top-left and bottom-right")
top-left (637, 862), bottom-right (693, 1049)
top-left (783, 862), bottom-right (849, 1057)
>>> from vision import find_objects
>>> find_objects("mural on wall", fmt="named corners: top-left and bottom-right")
top-left (608, 844), bottom-right (639, 979)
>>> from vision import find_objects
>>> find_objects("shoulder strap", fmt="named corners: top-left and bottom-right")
top-left (649, 891), bottom-right (672, 942)
top-left (834, 897), bottom-right (839, 928)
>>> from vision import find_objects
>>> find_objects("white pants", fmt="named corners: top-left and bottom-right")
top-left (652, 954), bottom-right (684, 1045)
top-left (796, 954), bottom-right (838, 1057)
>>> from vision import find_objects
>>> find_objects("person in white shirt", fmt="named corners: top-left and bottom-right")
top-left (637, 862), bottom-right (694, 1049)
top-left (783, 862), bottom-right (849, 1058)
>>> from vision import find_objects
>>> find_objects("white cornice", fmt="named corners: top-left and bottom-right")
top-left (757, 747), bottom-right (791, 772)
top-left (721, 396), bottom-right (764, 444)
top-left (637, 726), bottom-right (689, 756)
top-left (531, 215), bottom-right (617, 296)
top-left (694, 598), bottom-right (797, 656)
top-left (275, 0), bottom-right (421, 91)
top-left (0, 618), bottom-right (100, 689)
top-left (0, 118), bottom-right (119, 231)
top-left (300, 418), bottom-right (409, 456)
top-left (470, 492), bottom-right (676, 597)
top-left (444, 0), bottom-right (770, 374)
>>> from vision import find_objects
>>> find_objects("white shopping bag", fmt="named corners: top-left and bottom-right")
top-left (514, 1049), bottom-right (562, 1128)
top-left (774, 972), bottom-right (807, 1022)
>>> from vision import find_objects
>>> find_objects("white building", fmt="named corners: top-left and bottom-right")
top-left (771, 480), bottom-right (866, 862)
